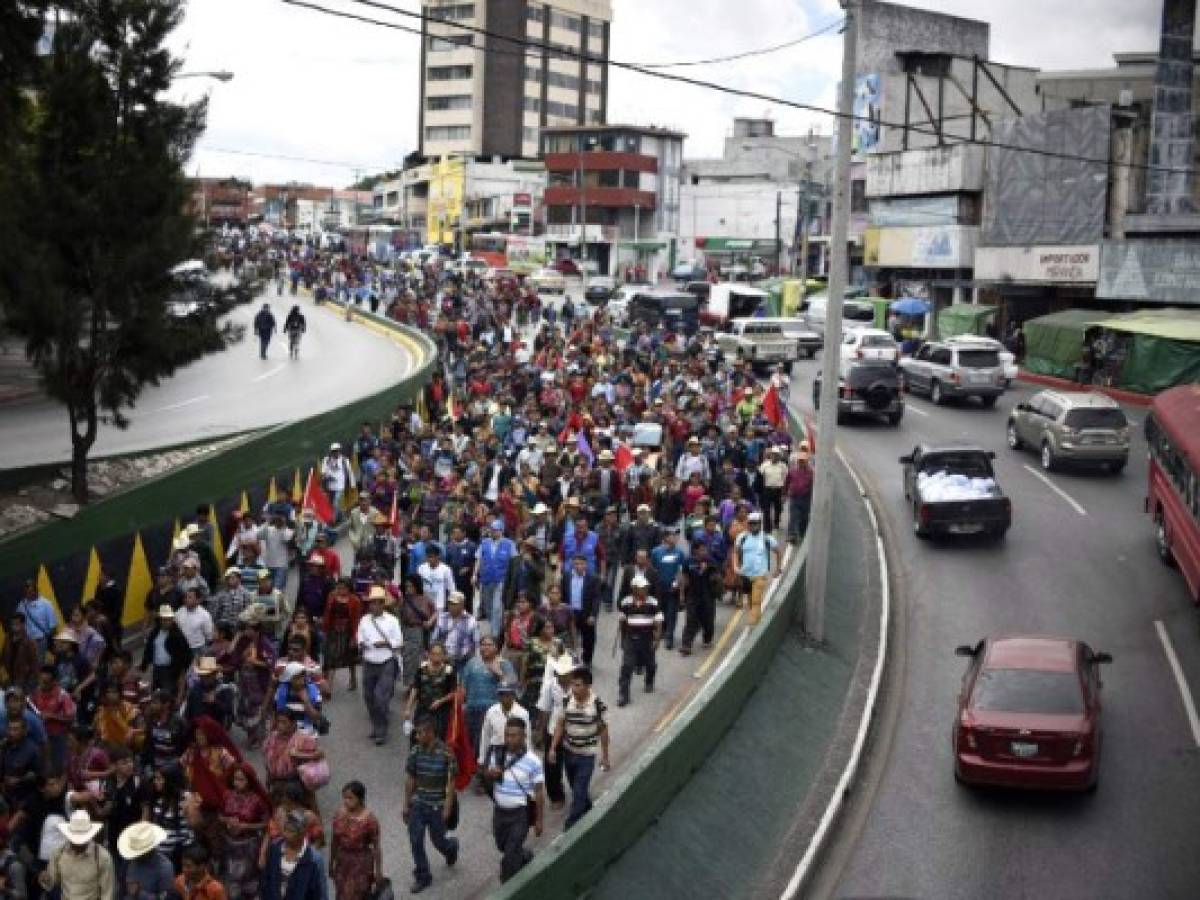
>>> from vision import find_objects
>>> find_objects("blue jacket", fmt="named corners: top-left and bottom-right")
top-left (262, 841), bottom-right (328, 900)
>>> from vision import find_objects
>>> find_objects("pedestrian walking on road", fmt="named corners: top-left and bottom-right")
top-left (403, 716), bottom-right (460, 894)
top-left (253, 303), bottom-right (277, 360)
top-left (734, 512), bottom-right (782, 626)
top-left (785, 446), bottom-right (814, 545)
top-left (548, 666), bottom-right (609, 830)
top-left (680, 542), bottom-right (721, 654)
top-left (616, 575), bottom-right (662, 706)
top-left (356, 589), bottom-right (402, 746)
top-left (329, 781), bottom-right (382, 900)
top-left (485, 717), bottom-right (545, 882)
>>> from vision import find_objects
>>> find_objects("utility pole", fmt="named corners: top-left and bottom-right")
top-left (805, 0), bottom-right (857, 645)
top-left (775, 190), bottom-right (782, 276)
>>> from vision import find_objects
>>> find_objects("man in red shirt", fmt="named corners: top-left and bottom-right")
top-left (785, 447), bottom-right (815, 545)
top-left (32, 664), bottom-right (76, 769)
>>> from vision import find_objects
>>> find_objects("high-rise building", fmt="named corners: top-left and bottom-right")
top-left (419, 0), bottom-right (612, 160)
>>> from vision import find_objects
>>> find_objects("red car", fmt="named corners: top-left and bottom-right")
top-left (952, 636), bottom-right (1111, 791)
top-left (551, 258), bottom-right (582, 277)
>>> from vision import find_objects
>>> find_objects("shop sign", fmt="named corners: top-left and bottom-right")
top-left (1098, 239), bottom-right (1200, 304)
top-left (975, 245), bottom-right (1098, 284)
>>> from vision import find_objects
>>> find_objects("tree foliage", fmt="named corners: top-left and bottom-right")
top-left (0, 1), bottom-right (243, 503)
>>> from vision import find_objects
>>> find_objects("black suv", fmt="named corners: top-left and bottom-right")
top-left (813, 359), bottom-right (904, 426)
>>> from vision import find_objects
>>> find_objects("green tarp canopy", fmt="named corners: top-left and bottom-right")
top-left (937, 303), bottom-right (996, 340)
top-left (872, 297), bottom-right (892, 330)
top-left (1097, 308), bottom-right (1200, 394)
top-left (1022, 309), bottom-right (1108, 379)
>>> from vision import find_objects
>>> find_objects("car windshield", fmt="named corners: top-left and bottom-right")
top-left (844, 302), bottom-right (876, 321)
top-left (1064, 408), bottom-right (1128, 429)
top-left (861, 335), bottom-right (897, 348)
top-left (957, 350), bottom-right (1000, 368)
top-left (973, 668), bottom-right (1084, 715)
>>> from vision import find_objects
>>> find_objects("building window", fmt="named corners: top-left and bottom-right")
top-left (427, 64), bottom-right (472, 80)
top-left (386, 191), bottom-right (399, 206)
top-left (550, 10), bottom-right (581, 32)
top-left (850, 178), bottom-right (867, 213)
top-left (425, 125), bottom-right (471, 142)
top-left (588, 109), bottom-right (603, 124)
top-left (525, 97), bottom-right (578, 119)
top-left (429, 34), bottom-right (473, 51)
top-left (426, 94), bottom-right (473, 111)
top-left (587, 20), bottom-right (604, 39)
top-left (543, 134), bottom-right (577, 154)
top-left (527, 4), bottom-right (544, 23)
top-left (523, 126), bottom-right (540, 145)
top-left (622, 170), bottom-right (639, 189)
top-left (427, 3), bottom-right (474, 22)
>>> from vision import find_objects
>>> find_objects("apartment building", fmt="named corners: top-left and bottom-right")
top-left (419, 0), bottom-right (612, 159)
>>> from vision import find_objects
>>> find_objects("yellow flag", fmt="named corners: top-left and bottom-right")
top-left (172, 518), bottom-right (182, 542)
top-left (292, 468), bottom-right (303, 500)
top-left (209, 504), bottom-right (225, 566)
top-left (81, 547), bottom-right (102, 603)
top-left (123, 533), bottom-right (153, 629)
top-left (239, 491), bottom-right (251, 514)
top-left (36, 564), bottom-right (63, 628)
top-left (267, 478), bottom-right (278, 504)
top-left (416, 392), bottom-right (429, 424)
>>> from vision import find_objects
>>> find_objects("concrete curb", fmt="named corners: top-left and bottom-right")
top-left (780, 448), bottom-right (891, 898)
top-left (1016, 370), bottom-right (1153, 408)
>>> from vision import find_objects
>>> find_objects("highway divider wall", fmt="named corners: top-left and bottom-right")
top-left (0, 320), bottom-right (436, 631)
top-left (497, 431), bottom-right (811, 897)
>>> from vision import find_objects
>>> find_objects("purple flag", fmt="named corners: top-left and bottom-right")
top-left (576, 430), bottom-right (594, 467)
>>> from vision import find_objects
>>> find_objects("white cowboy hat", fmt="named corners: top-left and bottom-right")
top-left (117, 822), bottom-right (167, 859)
top-left (58, 810), bottom-right (102, 846)
top-left (549, 652), bottom-right (577, 677)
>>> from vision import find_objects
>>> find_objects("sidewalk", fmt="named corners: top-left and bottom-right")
top-left (592, 463), bottom-right (882, 899)
top-left (0, 341), bottom-right (43, 407)
top-left (1016, 369), bottom-right (1153, 408)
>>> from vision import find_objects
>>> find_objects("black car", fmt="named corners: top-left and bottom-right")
top-left (900, 444), bottom-right (1011, 540)
top-left (813, 360), bottom-right (903, 426)
top-left (584, 276), bottom-right (616, 304)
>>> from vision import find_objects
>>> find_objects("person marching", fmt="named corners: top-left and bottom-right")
top-left (616, 575), bottom-right (663, 707)
top-left (284, 305), bottom-right (306, 359)
top-left (253, 303), bottom-right (276, 360)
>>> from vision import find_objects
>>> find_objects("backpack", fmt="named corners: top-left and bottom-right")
top-left (736, 531), bottom-right (767, 567)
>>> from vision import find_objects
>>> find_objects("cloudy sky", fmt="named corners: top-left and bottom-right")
top-left (169, 0), bottom-right (1163, 187)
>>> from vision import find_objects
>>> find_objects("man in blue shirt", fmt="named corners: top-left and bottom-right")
top-left (16, 580), bottom-right (58, 660)
top-left (475, 521), bottom-right (516, 636)
top-left (0, 688), bottom-right (47, 748)
top-left (734, 511), bottom-right (782, 626)
top-left (560, 555), bottom-right (601, 665)
top-left (650, 530), bottom-right (686, 650)
top-left (444, 525), bottom-right (478, 616)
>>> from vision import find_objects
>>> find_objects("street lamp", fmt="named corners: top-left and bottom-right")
top-left (176, 70), bottom-right (234, 82)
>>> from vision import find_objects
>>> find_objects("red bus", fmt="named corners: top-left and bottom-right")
top-left (1145, 384), bottom-right (1200, 603)
top-left (468, 233), bottom-right (508, 269)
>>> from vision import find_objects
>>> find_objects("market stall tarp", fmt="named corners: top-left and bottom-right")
top-left (937, 303), bottom-right (996, 339)
top-left (1096, 308), bottom-right (1200, 394)
top-left (872, 297), bottom-right (891, 330)
top-left (781, 279), bottom-right (803, 316)
top-left (1022, 309), bottom-right (1108, 378)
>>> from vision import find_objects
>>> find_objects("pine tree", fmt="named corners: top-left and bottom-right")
top-left (0, 1), bottom-right (243, 503)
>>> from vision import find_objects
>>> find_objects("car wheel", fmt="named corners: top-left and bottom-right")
top-left (931, 381), bottom-right (945, 405)
top-left (1108, 459), bottom-right (1126, 475)
top-left (1040, 441), bottom-right (1056, 471)
top-left (980, 395), bottom-right (997, 409)
top-left (1156, 515), bottom-right (1177, 567)
top-left (913, 503), bottom-right (929, 539)
top-left (887, 409), bottom-right (903, 426)
top-left (1006, 421), bottom-right (1023, 450)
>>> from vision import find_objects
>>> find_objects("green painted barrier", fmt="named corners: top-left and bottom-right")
top-left (0, 321), bottom-right (436, 603)
top-left (498, 537), bottom-right (808, 899)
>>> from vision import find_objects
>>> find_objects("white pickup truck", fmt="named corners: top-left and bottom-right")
top-left (716, 318), bottom-right (800, 372)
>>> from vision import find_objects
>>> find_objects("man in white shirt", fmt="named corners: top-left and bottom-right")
top-left (516, 437), bottom-right (543, 476)
top-left (356, 587), bottom-right (403, 745)
top-left (320, 442), bottom-right (356, 523)
top-left (477, 683), bottom-right (530, 768)
top-left (534, 651), bottom-right (575, 808)
top-left (485, 715), bottom-right (545, 882)
top-left (675, 435), bottom-right (711, 482)
top-left (417, 544), bottom-right (457, 614)
top-left (257, 513), bottom-right (294, 591)
top-left (174, 588), bottom-right (213, 655)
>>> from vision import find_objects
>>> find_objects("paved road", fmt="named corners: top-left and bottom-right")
top-left (782, 357), bottom-right (1200, 899)
top-left (0, 287), bottom-right (416, 470)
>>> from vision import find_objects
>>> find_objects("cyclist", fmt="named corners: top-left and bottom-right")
top-left (284, 304), bottom-right (307, 359)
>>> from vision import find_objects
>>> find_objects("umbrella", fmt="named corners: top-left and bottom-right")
top-left (890, 297), bottom-right (930, 315)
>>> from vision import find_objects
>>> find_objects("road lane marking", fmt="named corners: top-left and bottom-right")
top-left (1154, 620), bottom-right (1200, 748)
top-left (1022, 464), bottom-right (1088, 516)
top-left (153, 395), bottom-right (208, 413)
top-left (253, 365), bottom-right (285, 382)
top-left (692, 609), bottom-right (744, 680)
top-left (904, 404), bottom-right (930, 417)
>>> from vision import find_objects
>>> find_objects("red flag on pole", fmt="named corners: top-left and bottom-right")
top-left (388, 491), bottom-right (400, 538)
top-left (763, 384), bottom-right (784, 428)
top-left (447, 690), bottom-right (478, 791)
top-left (301, 469), bottom-right (335, 525)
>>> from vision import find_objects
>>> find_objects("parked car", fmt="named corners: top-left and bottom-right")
top-left (813, 359), bottom-right (904, 426)
top-left (842, 328), bottom-right (900, 366)
top-left (899, 339), bottom-right (1007, 407)
top-left (952, 636), bottom-right (1110, 791)
top-left (716, 319), bottom-right (799, 372)
top-left (672, 260), bottom-right (706, 282)
top-left (684, 280), bottom-right (711, 304)
top-left (551, 258), bottom-right (582, 277)
top-left (607, 283), bottom-right (653, 327)
top-left (900, 444), bottom-right (1011, 540)
top-left (1007, 391), bottom-right (1131, 473)
top-left (585, 276), bottom-right (616, 304)
top-left (528, 267), bottom-right (566, 294)
top-left (804, 288), bottom-right (871, 335)
top-left (943, 334), bottom-right (1019, 383)
top-left (628, 291), bottom-right (701, 336)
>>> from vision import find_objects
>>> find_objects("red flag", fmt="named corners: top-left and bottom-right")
top-left (301, 469), bottom-right (335, 525)
top-left (763, 384), bottom-right (784, 428)
top-left (447, 690), bottom-right (477, 791)
top-left (614, 443), bottom-right (633, 474)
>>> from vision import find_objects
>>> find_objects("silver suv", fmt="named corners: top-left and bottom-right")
top-left (1006, 390), bottom-right (1131, 473)
top-left (899, 340), bottom-right (1007, 407)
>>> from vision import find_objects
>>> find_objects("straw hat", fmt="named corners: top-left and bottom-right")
top-left (238, 604), bottom-right (262, 624)
top-left (366, 586), bottom-right (388, 602)
top-left (194, 656), bottom-right (219, 676)
top-left (117, 822), bottom-right (167, 860)
top-left (157, 605), bottom-right (175, 620)
top-left (53, 629), bottom-right (79, 644)
top-left (549, 651), bottom-right (577, 677)
top-left (58, 810), bottom-right (102, 846)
